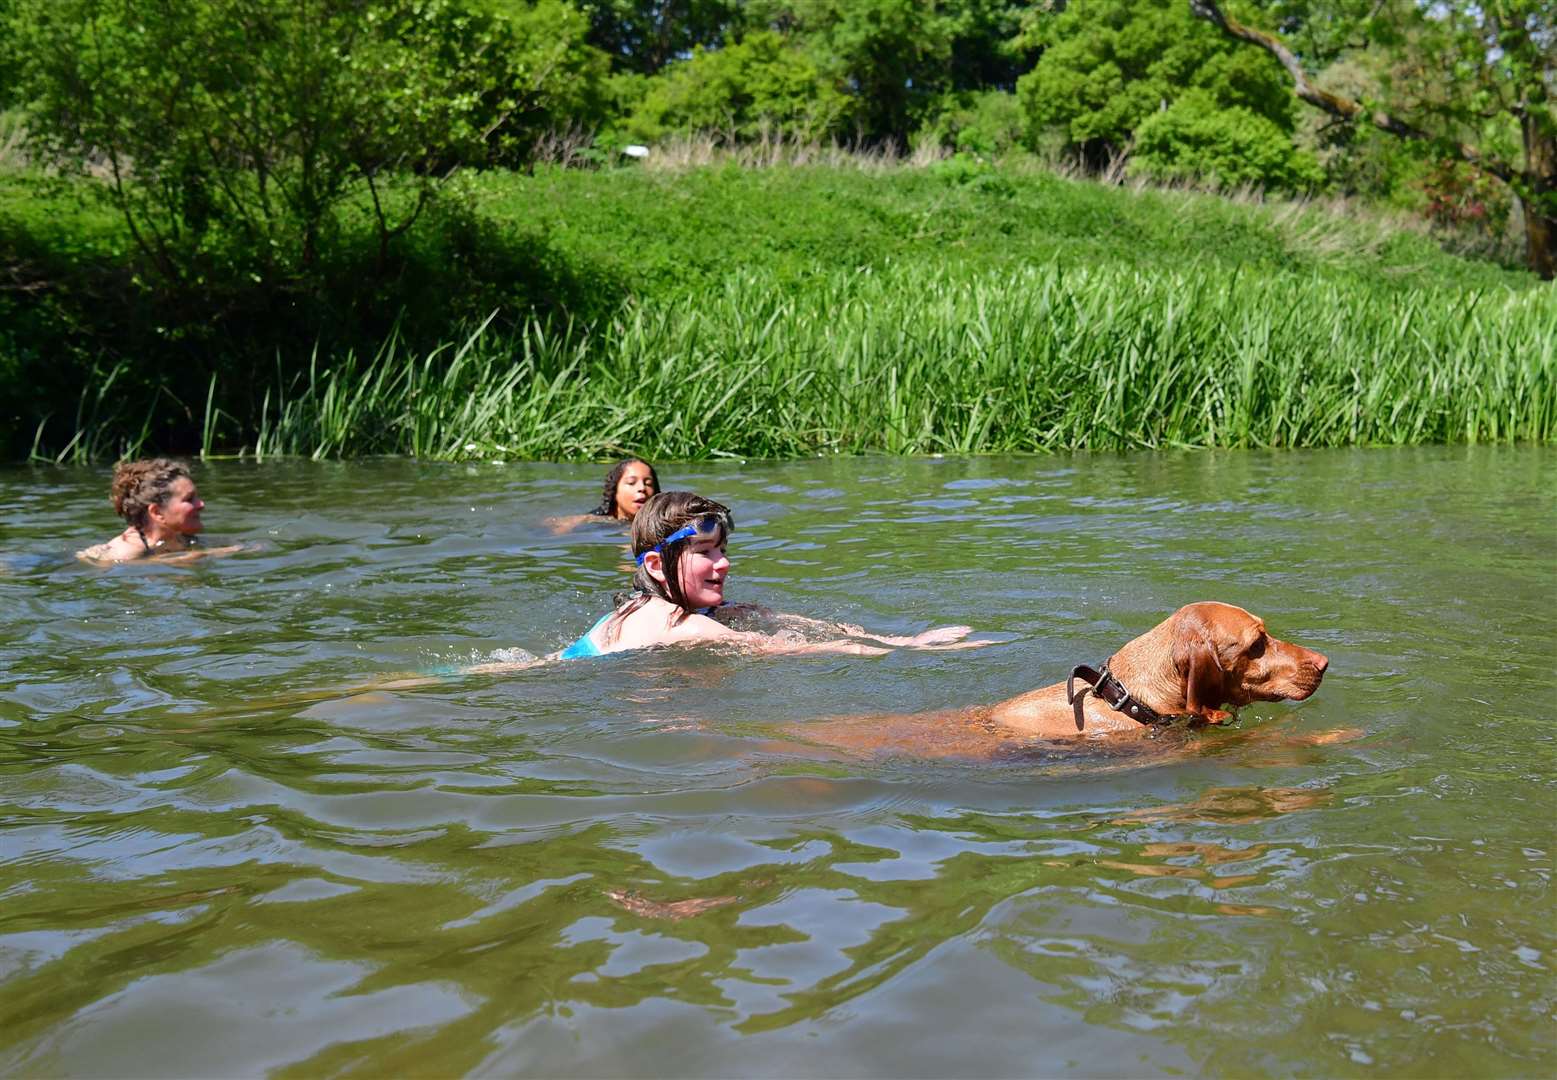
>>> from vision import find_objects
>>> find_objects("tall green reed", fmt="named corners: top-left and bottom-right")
top-left (245, 261), bottom-right (1555, 460)
top-left (29, 357), bottom-right (158, 464)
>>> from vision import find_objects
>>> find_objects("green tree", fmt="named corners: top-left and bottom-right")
top-left (1190, 0), bottom-right (1556, 278)
top-left (1015, 0), bottom-right (1298, 172)
top-left (624, 29), bottom-right (851, 142)
top-left (746, 0), bottom-right (1032, 146)
top-left (1134, 91), bottom-right (1325, 189)
top-left (583, 0), bottom-right (742, 74)
top-left (477, 0), bottom-right (615, 164)
top-left (6, 0), bottom-right (605, 280)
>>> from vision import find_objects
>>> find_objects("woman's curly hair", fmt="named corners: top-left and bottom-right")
top-left (591, 458), bottom-right (660, 518)
top-left (109, 458), bottom-right (191, 528)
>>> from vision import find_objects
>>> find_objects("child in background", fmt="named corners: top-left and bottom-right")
top-left (547, 458), bottom-right (659, 534)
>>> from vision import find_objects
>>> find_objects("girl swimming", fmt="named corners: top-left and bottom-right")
top-left (76, 458), bottom-right (244, 564)
top-left (555, 491), bottom-right (975, 659)
top-left (547, 458), bottom-right (660, 534)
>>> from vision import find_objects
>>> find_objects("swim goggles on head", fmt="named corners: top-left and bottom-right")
top-left (635, 512), bottom-right (729, 565)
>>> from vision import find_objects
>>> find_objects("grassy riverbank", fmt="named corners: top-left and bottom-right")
top-left (253, 262), bottom-right (1555, 459)
top-left (4, 160), bottom-right (1552, 460)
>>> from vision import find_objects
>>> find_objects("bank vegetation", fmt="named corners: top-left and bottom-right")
top-left (1, 0), bottom-right (1552, 460)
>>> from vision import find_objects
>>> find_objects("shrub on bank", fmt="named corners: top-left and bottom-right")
top-left (1132, 94), bottom-right (1325, 193)
top-left (622, 32), bottom-right (850, 145)
top-left (0, 175), bottom-right (623, 457)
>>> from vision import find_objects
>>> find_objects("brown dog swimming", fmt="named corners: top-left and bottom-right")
top-left (991, 601), bottom-right (1329, 737)
top-left (790, 602), bottom-right (1330, 757)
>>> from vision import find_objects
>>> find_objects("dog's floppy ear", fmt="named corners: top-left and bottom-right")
top-left (1174, 616), bottom-right (1232, 724)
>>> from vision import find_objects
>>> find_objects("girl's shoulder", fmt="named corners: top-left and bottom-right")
top-left (611, 598), bottom-right (729, 650)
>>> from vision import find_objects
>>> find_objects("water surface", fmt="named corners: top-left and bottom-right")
top-left (1, 448), bottom-right (1553, 1077)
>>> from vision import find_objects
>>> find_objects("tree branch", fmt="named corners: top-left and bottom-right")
top-left (1187, 0), bottom-right (1517, 185)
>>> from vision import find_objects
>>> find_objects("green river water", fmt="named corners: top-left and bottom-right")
top-left (1, 448), bottom-right (1553, 1077)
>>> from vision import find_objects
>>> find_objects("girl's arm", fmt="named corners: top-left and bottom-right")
top-left (677, 612), bottom-right (890, 657)
top-left (545, 513), bottom-right (613, 535)
top-left (717, 605), bottom-right (977, 648)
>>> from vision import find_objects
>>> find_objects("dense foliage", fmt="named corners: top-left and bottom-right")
top-left (6, 0), bottom-right (609, 277)
top-left (0, 0), bottom-right (1552, 460)
top-left (1187, 0), bottom-right (1555, 275)
top-left (622, 31), bottom-right (848, 143)
top-left (9, 0), bottom-right (1537, 211)
top-left (4, 162), bottom-right (1547, 460)
top-left (1015, 0), bottom-right (1295, 165)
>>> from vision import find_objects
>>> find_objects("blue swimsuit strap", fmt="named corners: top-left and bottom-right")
top-left (563, 601), bottom-right (725, 661)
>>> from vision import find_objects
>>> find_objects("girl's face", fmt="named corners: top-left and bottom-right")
top-left (676, 530), bottom-right (729, 610)
top-left (613, 462), bottom-right (656, 519)
top-left (149, 477), bottom-right (204, 534)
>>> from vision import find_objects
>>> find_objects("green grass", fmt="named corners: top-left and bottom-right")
top-left (248, 261), bottom-right (1556, 460)
top-left (4, 159), bottom-right (1552, 461)
top-left (470, 162), bottom-right (1539, 298)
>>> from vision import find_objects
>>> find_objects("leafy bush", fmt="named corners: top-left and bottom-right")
top-left (913, 91), bottom-right (1024, 158)
top-left (0, 170), bottom-right (624, 456)
top-left (745, 0), bottom-right (1034, 147)
top-left (1132, 94), bottom-right (1324, 193)
top-left (1015, 0), bottom-right (1295, 166)
top-left (926, 153), bottom-right (1016, 197)
top-left (624, 31), bottom-right (850, 143)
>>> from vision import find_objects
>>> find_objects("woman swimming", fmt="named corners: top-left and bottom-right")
top-left (76, 458), bottom-right (244, 564)
top-left (547, 458), bottom-right (660, 534)
top-left (554, 491), bottom-right (974, 659)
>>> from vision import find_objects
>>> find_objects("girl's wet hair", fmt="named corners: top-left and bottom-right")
top-left (604, 491), bottom-right (733, 642)
top-left (591, 458), bottom-right (660, 519)
top-left (109, 458), bottom-right (192, 527)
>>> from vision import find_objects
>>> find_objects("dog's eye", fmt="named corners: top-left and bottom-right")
top-left (1246, 636), bottom-right (1267, 659)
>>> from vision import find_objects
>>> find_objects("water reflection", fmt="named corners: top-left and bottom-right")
top-left (1113, 784), bottom-right (1334, 825)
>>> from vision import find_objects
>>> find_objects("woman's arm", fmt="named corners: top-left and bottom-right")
top-left (157, 543), bottom-right (249, 564)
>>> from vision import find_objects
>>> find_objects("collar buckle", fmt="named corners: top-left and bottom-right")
top-left (1067, 660), bottom-right (1169, 730)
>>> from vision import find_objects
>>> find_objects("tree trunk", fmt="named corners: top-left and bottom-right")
top-left (1520, 112), bottom-right (1556, 280)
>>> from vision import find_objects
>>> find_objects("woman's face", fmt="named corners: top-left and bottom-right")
top-left (613, 462), bottom-right (656, 519)
top-left (676, 530), bottom-right (728, 610)
top-left (150, 476), bottom-right (205, 534)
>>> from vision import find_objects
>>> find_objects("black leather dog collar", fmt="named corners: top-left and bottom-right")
top-left (1066, 661), bottom-right (1171, 731)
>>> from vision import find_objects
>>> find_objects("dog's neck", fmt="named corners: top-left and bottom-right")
top-left (1102, 620), bottom-right (1190, 717)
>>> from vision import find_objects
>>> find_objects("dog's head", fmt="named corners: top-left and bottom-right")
top-left (1169, 602), bottom-right (1328, 722)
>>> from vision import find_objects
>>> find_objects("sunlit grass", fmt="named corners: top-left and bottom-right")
top-left (242, 262), bottom-right (1556, 460)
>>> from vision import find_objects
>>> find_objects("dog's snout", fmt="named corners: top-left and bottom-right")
top-left (1312, 651), bottom-right (1329, 675)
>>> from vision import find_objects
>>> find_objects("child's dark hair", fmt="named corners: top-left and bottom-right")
top-left (109, 458), bottom-right (192, 528)
top-left (603, 491), bottom-right (733, 643)
top-left (591, 458), bottom-right (660, 518)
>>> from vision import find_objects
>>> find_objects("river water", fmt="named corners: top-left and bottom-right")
top-left (1, 448), bottom-right (1553, 1077)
